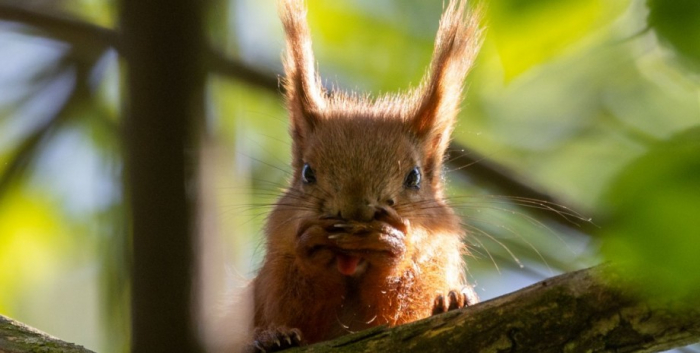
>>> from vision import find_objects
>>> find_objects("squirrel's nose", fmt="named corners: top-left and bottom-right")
top-left (337, 202), bottom-right (376, 223)
top-left (336, 196), bottom-right (395, 223)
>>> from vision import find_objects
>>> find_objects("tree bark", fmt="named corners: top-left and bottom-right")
top-left (0, 315), bottom-right (95, 353)
top-left (2, 265), bottom-right (699, 353)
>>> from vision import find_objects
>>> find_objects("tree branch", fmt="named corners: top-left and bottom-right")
top-left (0, 58), bottom-right (95, 199)
top-left (0, 315), bottom-right (95, 353)
top-left (3, 265), bottom-right (698, 352)
top-left (0, 4), bottom-right (117, 51)
top-left (290, 264), bottom-right (700, 353)
top-left (207, 49), bottom-right (281, 93)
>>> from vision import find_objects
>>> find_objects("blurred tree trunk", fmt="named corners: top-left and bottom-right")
top-left (120, 0), bottom-right (206, 351)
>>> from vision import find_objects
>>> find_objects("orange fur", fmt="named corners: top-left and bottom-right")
top-left (252, 0), bottom-right (482, 347)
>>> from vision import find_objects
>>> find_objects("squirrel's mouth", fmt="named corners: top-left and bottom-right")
top-left (335, 252), bottom-right (366, 276)
top-left (327, 222), bottom-right (407, 276)
top-left (297, 217), bottom-right (408, 276)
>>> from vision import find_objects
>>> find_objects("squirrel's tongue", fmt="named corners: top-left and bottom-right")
top-left (336, 254), bottom-right (361, 276)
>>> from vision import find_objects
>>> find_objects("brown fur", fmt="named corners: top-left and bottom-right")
top-left (252, 0), bottom-right (482, 346)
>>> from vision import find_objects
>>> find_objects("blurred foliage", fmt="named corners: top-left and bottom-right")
top-left (647, 0), bottom-right (700, 71)
top-left (0, 189), bottom-right (71, 313)
top-left (601, 127), bottom-right (700, 302)
top-left (0, 0), bottom-right (698, 352)
top-left (305, 0), bottom-right (435, 91)
top-left (489, 0), bottom-right (629, 79)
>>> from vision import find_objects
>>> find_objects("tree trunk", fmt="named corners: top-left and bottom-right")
top-left (120, 0), bottom-right (206, 351)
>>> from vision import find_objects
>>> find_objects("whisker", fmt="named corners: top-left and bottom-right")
top-left (243, 135), bottom-right (292, 168)
top-left (443, 151), bottom-right (493, 173)
top-left (448, 194), bottom-right (592, 225)
top-left (463, 231), bottom-right (501, 274)
top-left (461, 222), bottom-right (523, 269)
top-left (454, 204), bottom-right (575, 255)
top-left (240, 153), bottom-right (293, 177)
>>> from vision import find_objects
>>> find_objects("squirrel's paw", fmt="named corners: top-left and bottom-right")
top-left (248, 327), bottom-right (302, 353)
top-left (431, 287), bottom-right (478, 315)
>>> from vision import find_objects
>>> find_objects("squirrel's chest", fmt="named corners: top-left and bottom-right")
top-left (327, 286), bottom-right (387, 339)
top-left (328, 274), bottom-right (412, 337)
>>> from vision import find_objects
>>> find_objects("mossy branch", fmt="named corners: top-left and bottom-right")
top-left (0, 315), bottom-right (95, 353)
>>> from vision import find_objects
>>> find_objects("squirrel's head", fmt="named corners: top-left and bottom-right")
top-left (278, 0), bottom-right (481, 224)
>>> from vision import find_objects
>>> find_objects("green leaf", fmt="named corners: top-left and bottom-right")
top-left (0, 189), bottom-right (71, 313)
top-left (489, 0), bottom-right (628, 79)
top-left (600, 126), bottom-right (700, 302)
top-left (647, 0), bottom-right (700, 71)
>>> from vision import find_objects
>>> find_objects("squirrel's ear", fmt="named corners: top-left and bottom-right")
top-left (409, 0), bottom-right (482, 173)
top-left (279, 0), bottom-right (326, 144)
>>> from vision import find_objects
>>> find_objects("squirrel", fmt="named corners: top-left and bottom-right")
top-left (243, 0), bottom-right (483, 351)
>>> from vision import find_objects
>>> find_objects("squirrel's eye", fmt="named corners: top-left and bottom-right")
top-left (302, 163), bottom-right (316, 184)
top-left (404, 167), bottom-right (421, 189)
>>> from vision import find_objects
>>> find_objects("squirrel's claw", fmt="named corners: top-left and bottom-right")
top-left (432, 293), bottom-right (447, 315)
top-left (447, 290), bottom-right (462, 311)
top-left (248, 327), bottom-right (303, 353)
top-left (431, 287), bottom-right (479, 316)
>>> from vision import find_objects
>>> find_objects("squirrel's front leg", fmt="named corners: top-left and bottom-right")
top-left (251, 218), bottom-right (346, 350)
top-left (294, 218), bottom-right (345, 275)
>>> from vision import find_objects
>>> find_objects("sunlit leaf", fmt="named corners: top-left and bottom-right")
top-left (63, 0), bottom-right (116, 27)
top-left (647, 0), bottom-right (700, 71)
top-left (0, 189), bottom-right (70, 313)
top-left (600, 126), bottom-right (700, 302)
top-left (488, 0), bottom-right (628, 79)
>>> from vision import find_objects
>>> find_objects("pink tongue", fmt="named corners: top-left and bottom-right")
top-left (336, 254), bottom-right (361, 276)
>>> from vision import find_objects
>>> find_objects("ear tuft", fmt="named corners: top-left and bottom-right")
top-left (410, 0), bottom-right (483, 159)
top-left (279, 0), bottom-right (327, 146)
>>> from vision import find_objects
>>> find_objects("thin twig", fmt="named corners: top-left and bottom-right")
top-left (0, 4), bottom-right (117, 50)
top-left (0, 67), bottom-right (78, 198)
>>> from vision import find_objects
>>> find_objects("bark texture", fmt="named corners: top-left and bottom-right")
top-left (0, 315), bottom-right (95, 353)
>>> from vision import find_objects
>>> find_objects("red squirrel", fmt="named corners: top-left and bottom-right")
top-left (248, 0), bottom-right (482, 350)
